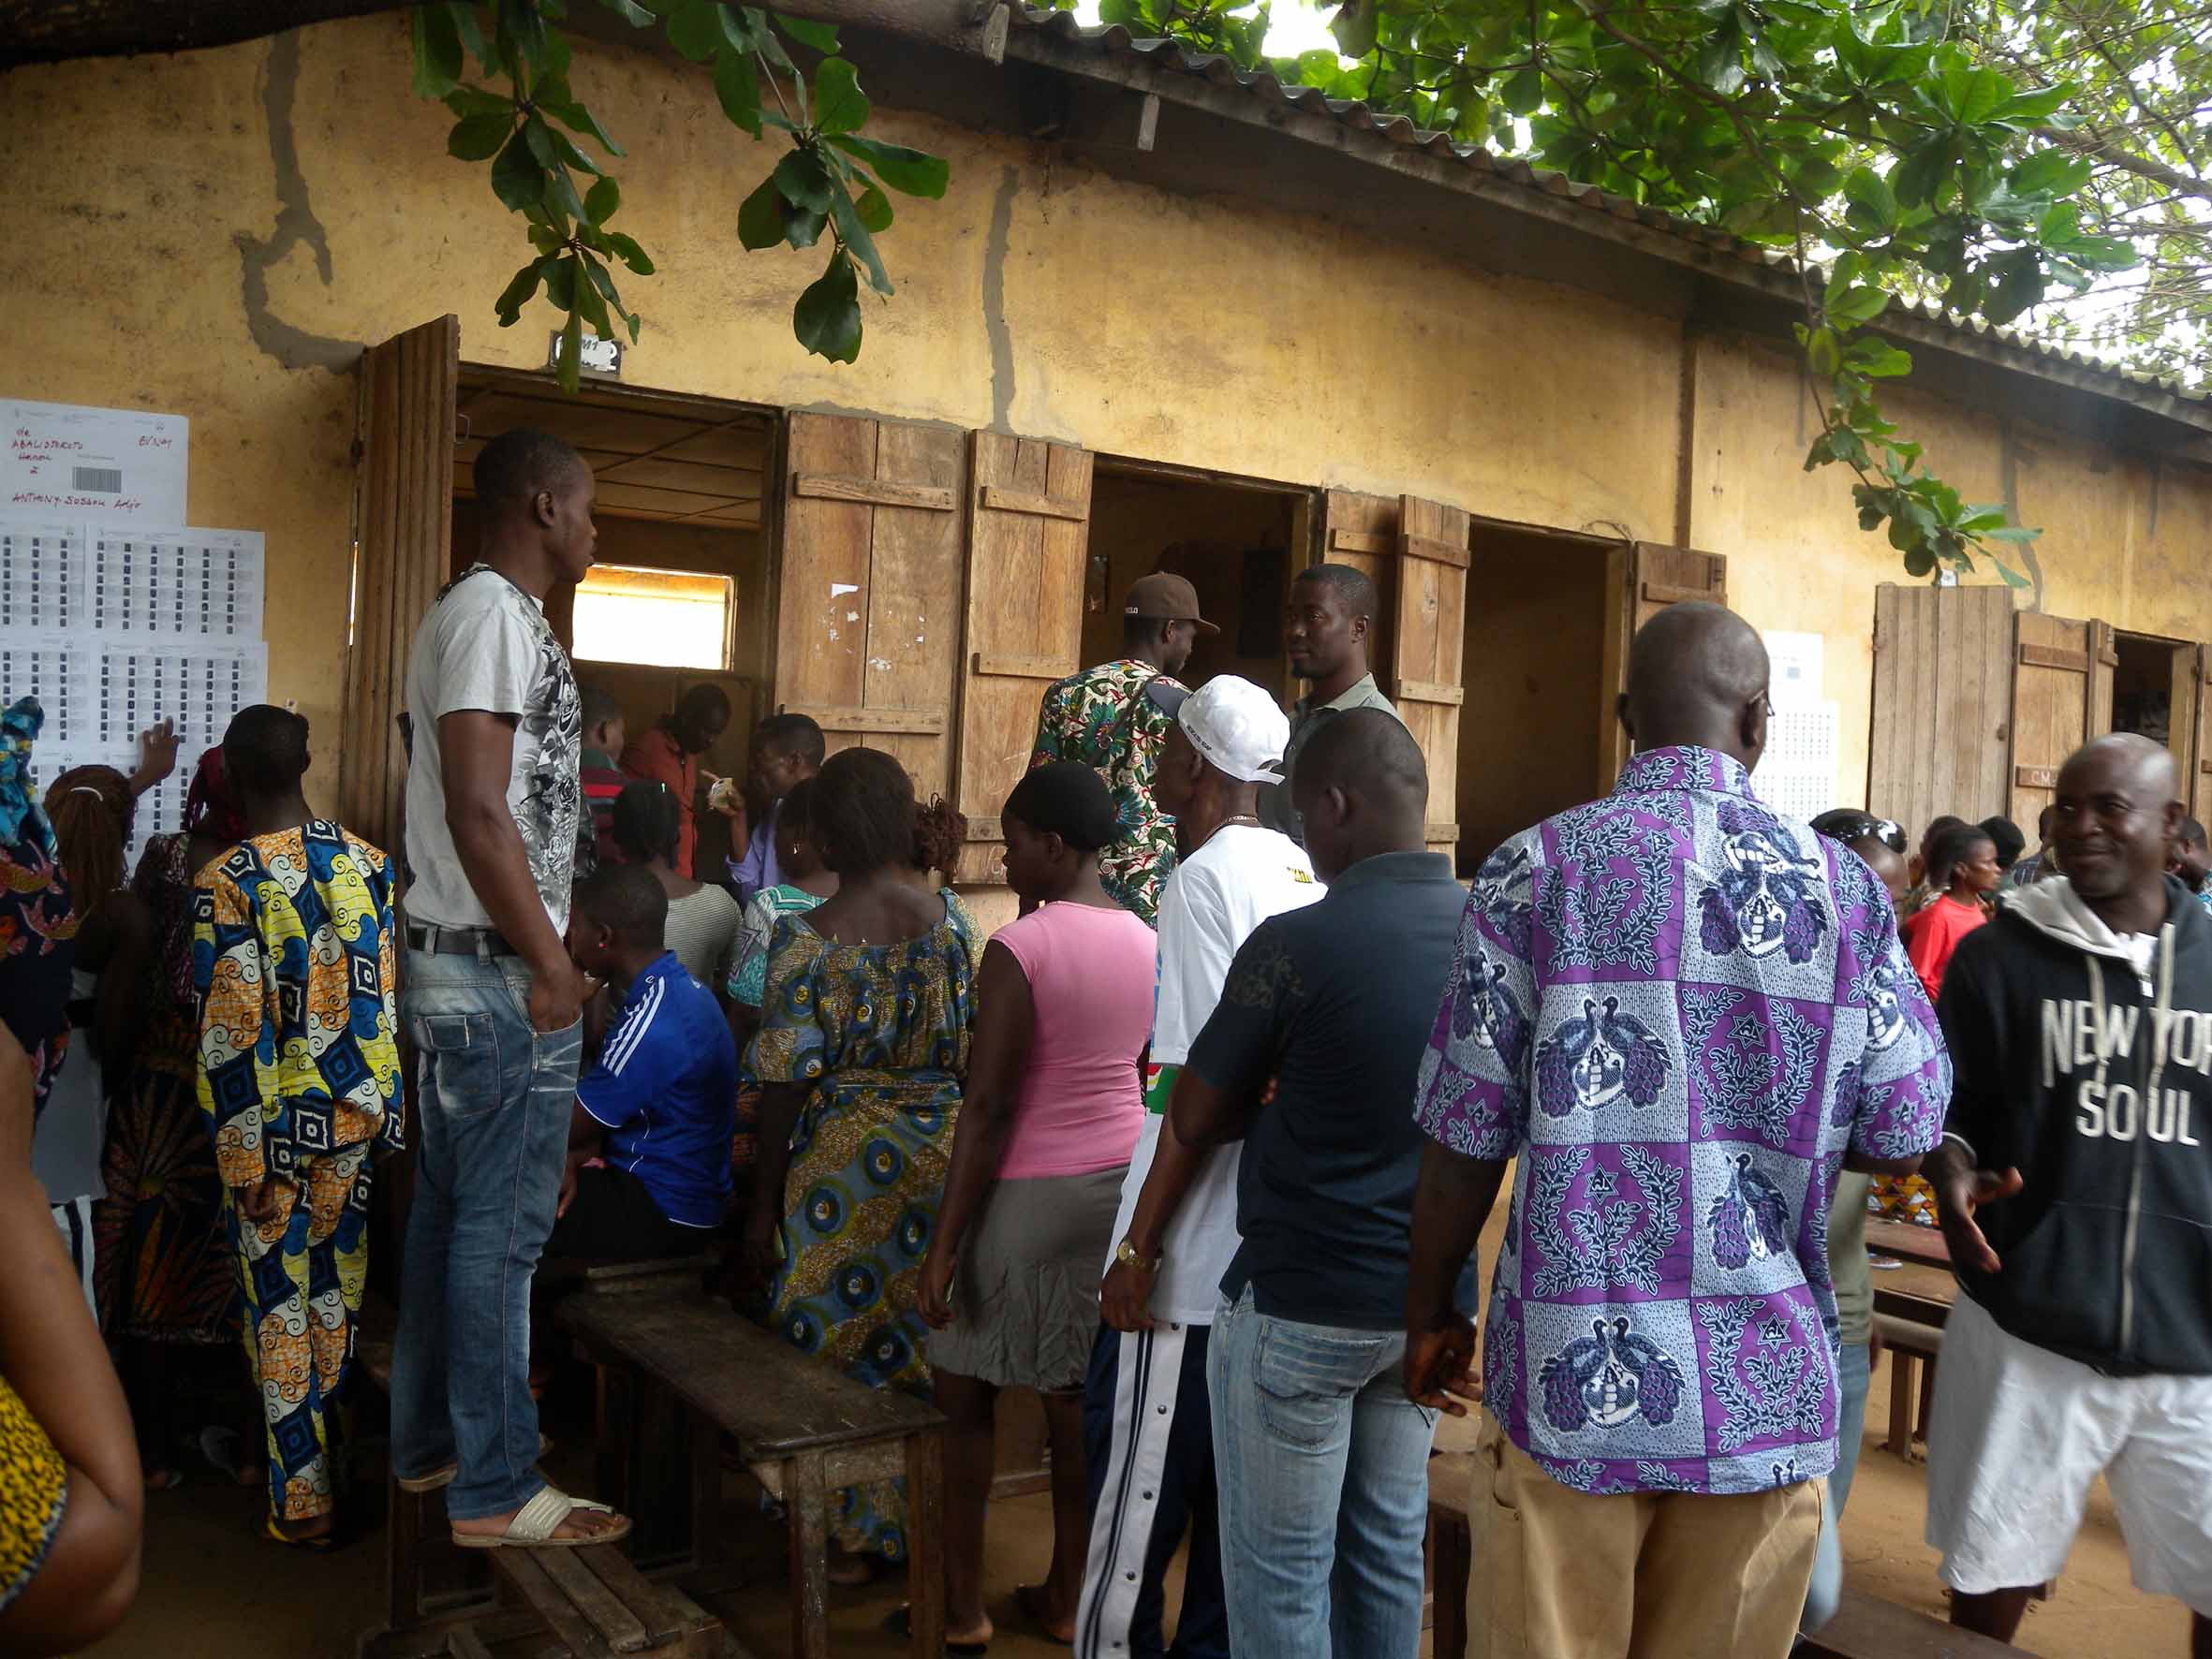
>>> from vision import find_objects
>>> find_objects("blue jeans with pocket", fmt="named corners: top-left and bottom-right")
top-left (391, 948), bottom-right (581, 1522)
top-left (1208, 1285), bottom-right (1439, 1658)
top-left (1801, 1337), bottom-right (1872, 1633)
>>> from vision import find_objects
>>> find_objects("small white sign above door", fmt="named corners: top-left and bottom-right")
top-left (548, 330), bottom-right (624, 378)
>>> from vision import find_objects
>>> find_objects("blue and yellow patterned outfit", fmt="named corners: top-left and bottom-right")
top-left (749, 890), bottom-right (982, 1558)
top-left (193, 820), bottom-right (402, 1526)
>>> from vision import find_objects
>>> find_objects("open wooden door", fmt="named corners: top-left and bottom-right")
top-left (2009, 611), bottom-right (2115, 829)
top-left (951, 433), bottom-right (1093, 886)
top-left (340, 315), bottom-right (458, 857)
top-left (1866, 583), bottom-right (2013, 832)
top-left (2190, 646), bottom-right (2212, 829)
top-left (1600, 542), bottom-right (1728, 783)
top-left (1391, 494), bottom-right (1470, 860)
top-left (1314, 490), bottom-right (1399, 694)
top-left (770, 413), bottom-right (966, 798)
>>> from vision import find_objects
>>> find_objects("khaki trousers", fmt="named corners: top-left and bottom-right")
top-left (1467, 1417), bottom-right (1822, 1659)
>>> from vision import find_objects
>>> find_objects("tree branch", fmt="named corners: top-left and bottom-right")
top-left (0, 0), bottom-right (407, 67)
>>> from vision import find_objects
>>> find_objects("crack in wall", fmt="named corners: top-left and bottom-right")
top-left (982, 167), bottom-right (1018, 433)
top-left (235, 30), bottom-right (353, 372)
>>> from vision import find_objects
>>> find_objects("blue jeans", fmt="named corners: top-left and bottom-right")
top-left (1801, 1338), bottom-right (1872, 1633)
top-left (1208, 1286), bottom-right (1439, 1659)
top-left (391, 949), bottom-right (581, 1522)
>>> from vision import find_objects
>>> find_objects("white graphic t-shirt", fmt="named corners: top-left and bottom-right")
top-left (1106, 823), bottom-right (1323, 1325)
top-left (402, 565), bottom-right (582, 935)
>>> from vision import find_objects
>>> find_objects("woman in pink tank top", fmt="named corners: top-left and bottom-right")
top-left (917, 761), bottom-right (1155, 1650)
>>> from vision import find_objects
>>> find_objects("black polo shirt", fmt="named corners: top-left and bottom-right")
top-left (1188, 849), bottom-right (1467, 1329)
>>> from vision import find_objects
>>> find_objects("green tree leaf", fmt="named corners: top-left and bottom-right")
top-left (714, 50), bottom-right (762, 137)
top-left (494, 257), bottom-right (548, 325)
top-left (828, 180), bottom-right (892, 295)
top-left (498, 0), bottom-right (550, 88)
top-left (738, 175), bottom-right (787, 249)
top-left (824, 134), bottom-right (949, 198)
top-left (556, 308), bottom-right (584, 394)
top-left (585, 175), bottom-right (620, 225)
top-left (2008, 150), bottom-right (2091, 199)
top-left (666, 0), bottom-right (729, 62)
top-left (856, 184), bottom-right (892, 233)
top-left (793, 250), bottom-right (863, 362)
top-left (443, 85), bottom-right (511, 120)
top-left (785, 204), bottom-right (827, 249)
top-left (490, 129), bottom-right (545, 213)
top-left (449, 111), bottom-right (514, 161)
top-left (1825, 286), bottom-right (1891, 325)
top-left (1841, 166), bottom-right (1896, 232)
top-left (597, 0), bottom-right (657, 24)
top-left (411, 4), bottom-right (465, 97)
top-left (774, 148), bottom-right (835, 213)
top-left (814, 57), bottom-right (869, 135)
top-left (544, 99), bottom-right (627, 158)
top-left (607, 230), bottom-right (656, 273)
top-left (774, 12), bottom-right (841, 53)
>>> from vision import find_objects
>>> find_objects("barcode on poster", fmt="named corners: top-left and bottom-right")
top-left (71, 467), bottom-right (124, 494)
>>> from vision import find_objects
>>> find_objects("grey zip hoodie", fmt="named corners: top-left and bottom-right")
top-left (1936, 874), bottom-right (2212, 1375)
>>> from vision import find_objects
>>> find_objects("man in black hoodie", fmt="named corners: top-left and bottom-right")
top-left (1926, 733), bottom-right (2212, 1652)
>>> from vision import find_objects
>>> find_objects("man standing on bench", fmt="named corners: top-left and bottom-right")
top-left (1404, 603), bottom-right (1950, 1658)
top-left (391, 428), bottom-right (629, 1549)
top-left (553, 863), bottom-right (738, 1263)
top-left (1925, 733), bottom-right (2212, 1652)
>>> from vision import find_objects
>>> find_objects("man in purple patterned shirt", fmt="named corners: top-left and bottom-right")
top-left (1402, 604), bottom-right (1950, 1659)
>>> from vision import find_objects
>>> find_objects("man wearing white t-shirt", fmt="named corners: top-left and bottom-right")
top-left (1076, 675), bottom-right (1322, 1659)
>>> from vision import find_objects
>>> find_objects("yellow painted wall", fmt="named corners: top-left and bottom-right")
top-left (2, 17), bottom-right (2207, 824)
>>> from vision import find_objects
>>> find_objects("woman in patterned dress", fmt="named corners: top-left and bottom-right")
top-left (94, 748), bottom-right (253, 1489)
top-left (742, 748), bottom-right (982, 1567)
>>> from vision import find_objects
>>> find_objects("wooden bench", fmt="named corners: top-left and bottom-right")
top-left (478, 1543), bottom-right (718, 1658)
top-left (1877, 1312), bottom-right (1943, 1458)
top-left (1801, 1587), bottom-right (2028, 1657)
top-left (557, 1285), bottom-right (949, 1659)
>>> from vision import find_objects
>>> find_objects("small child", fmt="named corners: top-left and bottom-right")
top-left (1901, 820), bottom-right (2000, 1002)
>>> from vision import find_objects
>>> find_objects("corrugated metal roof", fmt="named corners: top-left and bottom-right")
top-left (1008, 6), bottom-right (2205, 417)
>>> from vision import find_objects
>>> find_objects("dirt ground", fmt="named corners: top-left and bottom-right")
top-left (85, 1208), bottom-right (2194, 1658)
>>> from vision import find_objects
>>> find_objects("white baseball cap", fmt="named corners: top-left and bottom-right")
top-left (1177, 675), bottom-right (1289, 785)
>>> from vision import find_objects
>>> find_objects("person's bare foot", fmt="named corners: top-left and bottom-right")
top-left (450, 1499), bottom-right (627, 1545)
top-left (1017, 1582), bottom-right (1075, 1645)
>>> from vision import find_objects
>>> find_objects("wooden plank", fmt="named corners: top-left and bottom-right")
top-left (2015, 764), bottom-right (2058, 789)
top-left (787, 1450), bottom-right (833, 1659)
top-left (903, 1434), bottom-right (948, 1659)
top-left (1401, 532), bottom-right (1471, 570)
top-left (341, 314), bottom-right (457, 859)
top-left (1327, 527), bottom-right (1393, 556)
top-left (443, 1626), bottom-right (494, 1659)
top-left (964, 815), bottom-right (1003, 842)
top-left (1600, 544), bottom-right (1729, 783)
top-left (492, 1550), bottom-right (615, 1658)
top-left (2194, 645), bottom-right (2212, 826)
top-left (1638, 580), bottom-right (1718, 607)
top-left (2011, 611), bottom-right (2097, 828)
top-left (979, 483), bottom-right (1087, 520)
top-left (793, 472), bottom-right (956, 512)
top-left (860, 420), bottom-right (968, 796)
top-left (1425, 822), bottom-right (1460, 842)
top-left (802, 705), bottom-right (948, 735)
top-left (1799, 1588), bottom-right (2027, 1659)
top-left (2017, 642), bottom-right (2090, 672)
top-left (557, 1290), bottom-right (943, 1459)
top-left (972, 653), bottom-right (1077, 681)
top-left (536, 1548), bottom-right (651, 1653)
top-left (1866, 1216), bottom-right (1951, 1268)
top-left (774, 412), bottom-right (877, 718)
top-left (953, 434), bottom-right (1092, 883)
top-left (1396, 679), bottom-right (1465, 706)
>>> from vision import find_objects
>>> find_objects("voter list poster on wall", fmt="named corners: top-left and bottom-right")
top-left (0, 405), bottom-right (268, 848)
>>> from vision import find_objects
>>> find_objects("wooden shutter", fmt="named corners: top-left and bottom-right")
top-left (771, 412), bottom-right (966, 795)
top-left (1316, 490), bottom-right (1399, 692)
top-left (2190, 646), bottom-right (2212, 829)
top-left (2009, 611), bottom-right (2114, 828)
top-left (1600, 543), bottom-right (1729, 782)
top-left (1392, 495), bottom-right (1469, 859)
top-left (1866, 583), bottom-right (2013, 832)
top-left (951, 433), bottom-right (1093, 884)
top-left (339, 315), bottom-right (457, 856)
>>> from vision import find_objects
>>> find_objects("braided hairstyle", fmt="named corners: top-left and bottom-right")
top-left (912, 794), bottom-right (967, 880)
top-left (611, 779), bottom-right (682, 866)
top-left (45, 765), bottom-right (135, 931)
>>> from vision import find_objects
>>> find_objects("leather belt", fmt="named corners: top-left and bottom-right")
top-left (405, 923), bottom-right (517, 958)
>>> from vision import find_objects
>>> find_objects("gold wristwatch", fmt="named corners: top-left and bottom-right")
top-left (1114, 1237), bottom-right (1162, 1273)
